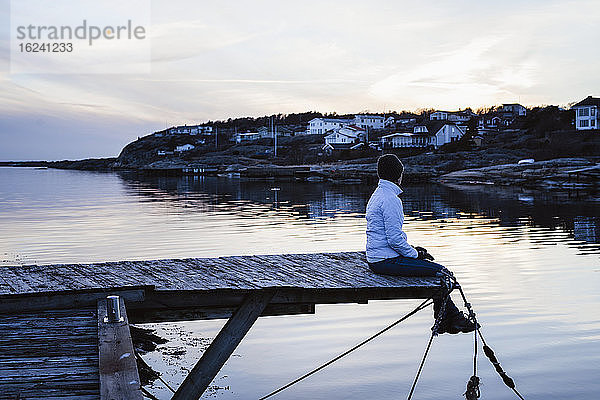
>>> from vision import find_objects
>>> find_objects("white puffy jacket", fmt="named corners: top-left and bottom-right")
top-left (366, 179), bottom-right (418, 263)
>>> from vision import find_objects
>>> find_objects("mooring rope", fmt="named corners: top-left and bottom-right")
top-left (455, 284), bottom-right (526, 400)
top-left (258, 297), bottom-right (434, 400)
top-left (407, 278), bottom-right (454, 400)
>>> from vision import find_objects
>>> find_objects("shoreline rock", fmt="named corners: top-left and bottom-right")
top-left (3, 155), bottom-right (598, 189)
top-left (436, 158), bottom-right (599, 189)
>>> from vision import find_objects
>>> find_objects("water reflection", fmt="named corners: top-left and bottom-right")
top-left (116, 172), bottom-right (600, 249)
top-left (1, 167), bottom-right (599, 400)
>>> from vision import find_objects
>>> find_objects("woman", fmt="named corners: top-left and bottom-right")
top-left (366, 154), bottom-right (475, 334)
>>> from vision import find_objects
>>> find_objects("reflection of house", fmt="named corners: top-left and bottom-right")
top-left (573, 216), bottom-right (599, 243)
top-left (175, 144), bottom-right (195, 152)
top-left (572, 96), bottom-right (600, 131)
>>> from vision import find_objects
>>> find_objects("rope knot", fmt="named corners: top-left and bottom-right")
top-left (464, 375), bottom-right (481, 400)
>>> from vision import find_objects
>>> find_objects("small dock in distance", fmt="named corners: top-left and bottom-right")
top-left (0, 252), bottom-right (441, 399)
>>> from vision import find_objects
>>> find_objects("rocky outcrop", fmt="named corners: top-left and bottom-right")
top-left (437, 158), bottom-right (598, 189)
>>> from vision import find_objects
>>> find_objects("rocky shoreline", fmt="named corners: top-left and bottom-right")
top-left (2, 154), bottom-right (598, 189)
top-left (437, 158), bottom-right (599, 189)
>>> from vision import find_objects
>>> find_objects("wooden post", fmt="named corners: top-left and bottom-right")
top-left (172, 289), bottom-right (276, 400)
top-left (98, 296), bottom-right (143, 400)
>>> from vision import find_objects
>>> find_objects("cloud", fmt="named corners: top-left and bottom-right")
top-left (1, 0), bottom-right (599, 159)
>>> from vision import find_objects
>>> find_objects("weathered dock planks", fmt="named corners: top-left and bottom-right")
top-left (0, 252), bottom-right (439, 299)
top-left (0, 308), bottom-right (100, 400)
top-left (0, 251), bottom-right (442, 400)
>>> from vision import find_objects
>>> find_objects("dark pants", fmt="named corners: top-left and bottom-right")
top-left (368, 256), bottom-right (460, 318)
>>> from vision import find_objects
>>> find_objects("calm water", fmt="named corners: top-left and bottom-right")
top-left (1, 167), bottom-right (599, 399)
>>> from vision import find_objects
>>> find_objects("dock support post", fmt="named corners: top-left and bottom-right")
top-left (98, 296), bottom-right (143, 400)
top-left (172, 289), bottom-right (276, 400)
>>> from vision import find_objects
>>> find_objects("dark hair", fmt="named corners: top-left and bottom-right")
top-left (377, 154), bottom-right (404, 182)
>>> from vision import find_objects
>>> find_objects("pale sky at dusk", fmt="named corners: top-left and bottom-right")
top-left (0, 0), bottom-right (598, 160)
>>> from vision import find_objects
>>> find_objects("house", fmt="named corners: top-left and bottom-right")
top-left (479, 114), bottom-right (502, 129)
top-left (276, 125), bottom-right (298, 137)
top-left (257, 126), bottom-right (273, 139)
top-left (168, 125), bottom-right (213, 135)
top-left (157, 150), bottom-right (174, 156)
top-left (307, 114), bottom-right (384, 135)
top-left (175, 144), bottom-right (195, 152)
top-left (381, 133), bottom-right (435, 149)
top-left (572, 96), bottom-right (600, 131)
top-left (382, 122), bottom-right (464, 149)
top-left (429, 110), bottom-right (475, 123)
top-left (307, 117), bottom-right (352, 135)
top-left (396, 115), bottom-right (418, 124)
top-left (199, 126), bottom-right (214, 135)
top-left (353, 114), bottom-right (384, 130)
top-left (501, 103), bottom-right (527, 117)
top-left (169, 125), bottom-right (193, 135)
top-left (235, 132), bottom-right (260, 143)
top-left (323, 126), bottom-right (365, 147)
top-left (385, 115), bottom-right (418, 130)
top-left (384, 116), bottom-right (396, 127)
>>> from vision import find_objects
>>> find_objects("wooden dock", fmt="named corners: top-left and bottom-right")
top-left (0, 252), bottom-right (441, 399)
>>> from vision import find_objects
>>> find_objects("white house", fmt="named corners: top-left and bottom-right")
top-left (307, 117), bottom-right (352, 135)
top-left (323, 126), bottom-right (365, 146)
top-left (430, 111), bottom-right (450, 121)
top-left (235, 132), bottom-right (260, 143)
top-left (430, 110), bottom-right (474, 123)
top-left (168, 125), bottom-right (213, 135)
top-left (175, 144), bottom-right (195, 152)
top-left (427, 122), bottom-right (464, 147)
top-left (383, 122), bottom-right (464, 149)
top-left (381, 133), bottom-right (435, 148)
top-left (572, 96), bottom-right (600, 131)
top-left (307, 114), bottom-right (384, 135)
top-left (353, 114), bottom-right (384, 130)
top-left (258, 126), bottom-right (273, 139)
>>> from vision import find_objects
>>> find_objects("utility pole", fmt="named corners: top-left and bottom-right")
top-left (273, 117), bottom-right (277, 158)
top-left (215, 126), bottom-right (218, 149)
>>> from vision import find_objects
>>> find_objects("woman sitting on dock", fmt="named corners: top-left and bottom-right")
top-left (366, 154), bottom-right (475, 334)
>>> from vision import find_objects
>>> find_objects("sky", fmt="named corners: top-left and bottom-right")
top-left (0, 0), bottom-right (599, 160)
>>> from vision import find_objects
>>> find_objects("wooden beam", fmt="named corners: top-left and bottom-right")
top-left (97, 297), bottom-right (143, 400)
top-left (172, 289), bottom-right (276, 400)
top-left (0, 286), bottom-right (149, 314)
top-left (133, 286), bottom-right (437, 313)
top-left (128, 303), bottom-right (315, 324)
